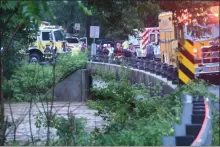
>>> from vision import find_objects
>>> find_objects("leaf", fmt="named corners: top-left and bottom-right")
top-left (1, 1), bottom-right (18, 10)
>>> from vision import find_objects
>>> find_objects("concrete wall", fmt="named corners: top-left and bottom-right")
top-left (52, 61), bottom-right (177, 102)
top-left (86, 62), bottom-right (177, 95)
top-left (51, 69), bottom-right (90, 102)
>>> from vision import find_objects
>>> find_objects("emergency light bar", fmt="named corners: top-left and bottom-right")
top-left (40, 25), bottom-right (60, 30)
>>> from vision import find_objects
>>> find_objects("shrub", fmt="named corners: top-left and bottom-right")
top-left (3, 52), bottom-right (87, 102)
top-left (87, 68), bottom-right (218, 146)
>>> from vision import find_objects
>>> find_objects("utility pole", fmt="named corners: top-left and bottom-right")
top-left (86, 0), bottom-right (92, 45)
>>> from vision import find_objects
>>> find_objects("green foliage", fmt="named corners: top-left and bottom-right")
top-left (42, 0), bottom-right (90, 35)
top-left (51, 115), bottom-right (91, 146)
top-left (55, 53), bottom-right (87, 82)
top-left (0, 0), bottom-right (52, 81)
top-left (35, 113), bottom-right (91, 146)
top-left (3, 53), bottom-right (87, 102)
top-left (3, 62), bottom-right (52, 101)
top-left (86, 67), bottom-right (219, 146)
top-left (89, 0), bottom-right (161, 39)
top-left (86, 68), bottom-right (182, 145)
top-left (212, 109), bottom-right (220, 146)
top-left (177, 80), bottom-right (218, 102)
top-left (76, 1), bottom-right (92, 16)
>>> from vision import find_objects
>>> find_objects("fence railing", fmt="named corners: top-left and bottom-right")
top-left (88, 55), bottom-right (178, 85)
top-left (163, 95), bottom-right (212, 146)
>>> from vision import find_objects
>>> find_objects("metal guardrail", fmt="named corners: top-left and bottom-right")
top-left (88, 55), bottom-right (178, 85)
top-left (88, 55), bottom-right (213, 146)
top-left (163, 95), bottom-right (212, 146)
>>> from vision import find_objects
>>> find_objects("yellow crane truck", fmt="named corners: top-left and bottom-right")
top-left (158, 9), bottom-right (219, 85)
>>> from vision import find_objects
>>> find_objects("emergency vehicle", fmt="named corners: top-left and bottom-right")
top-left (158, 6), bottom-right (219, 85)
top-left (66, 37), bottom-right (87, 53)
top-left (27, 21), bottom-right (87, 62)
top-left (27, 24), bottom-right (67, 62)
top-left (128, 27), bottom-right (160, 58)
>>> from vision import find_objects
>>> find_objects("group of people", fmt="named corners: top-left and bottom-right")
top-left (44, 42), bottom-right (57, 55)
top-left (96, 40), bottom-right (137, 58)
top-left (44, 41), bottom-right (86, 55)
top-left (96, 39), bottom-right (156, 60)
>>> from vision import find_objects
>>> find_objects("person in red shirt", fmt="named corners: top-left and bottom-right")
top-left (115, 43), bottom-right (122, 56)
top-left (81, 42), bottom-right (86, 52)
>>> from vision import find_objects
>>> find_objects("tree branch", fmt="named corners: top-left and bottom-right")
top-left (0, 4), bottom-right (19, 38)
top-left (5, 24), bottom-right (21, 51)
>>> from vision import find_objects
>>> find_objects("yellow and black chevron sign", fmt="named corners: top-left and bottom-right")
top-left (178, 39), bottom-right (196, 84)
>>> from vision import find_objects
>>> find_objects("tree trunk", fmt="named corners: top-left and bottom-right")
top-left (0, 41), bottom-right (5, 145)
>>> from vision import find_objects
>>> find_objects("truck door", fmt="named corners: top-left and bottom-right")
top-left (159, 12), bottom-right (178, 66)
top-left (41, 31), bottom-right (51, 52)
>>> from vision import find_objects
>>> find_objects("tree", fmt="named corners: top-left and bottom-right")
top-left (39, 0), bottom-right (91, 36)
top-left (0, 1), bottom-right (51, 145)
top-left (87, 0), bottom-right (161, 39)
top-left (159, 0), bottom-right (219, 24)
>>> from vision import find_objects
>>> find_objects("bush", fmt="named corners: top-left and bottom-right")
top-left (86, 68), bottom-right (218, 146)
top-left (86, 68), bottom-right (182, 145)
top-left (35, 113), bottom-right (91, 146)
top-left (3, 52), bottom-right (87, 102)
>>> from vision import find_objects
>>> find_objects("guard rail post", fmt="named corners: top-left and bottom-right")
top-left (167, 65), bottom-right (174, 81)
top-left (132, 57), bottom-right (137, 69)
top-left (148, 60), bottom-right (153, 73)
top-left (161, 63), bottom-right (168, 78)
top-left (150, 61), bottom-right (156, 73)
top-left (145, 59), bottom-right (150, 71)
top-left (155, 62), bottom-right (162, 75)
top-left (139, 59), bottom-right (145, 70)
top-left (172, 67), bottom-right (178, 84)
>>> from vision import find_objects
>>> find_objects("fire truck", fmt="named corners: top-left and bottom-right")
top-left (27, 24), bottom-right (67, 62)
top-left (158, 6), bottom-right (219, 85)
top-left (128, 27), bottom-right (160, 58)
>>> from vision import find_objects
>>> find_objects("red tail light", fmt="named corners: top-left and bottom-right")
top-left (198, 64), bottom-right (204, 67)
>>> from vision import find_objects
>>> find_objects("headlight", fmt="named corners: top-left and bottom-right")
top-left (193, 48), bottom-right (198, 53)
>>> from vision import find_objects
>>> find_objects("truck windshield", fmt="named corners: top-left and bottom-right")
top-left (54, 30), bottom-right (65, 41)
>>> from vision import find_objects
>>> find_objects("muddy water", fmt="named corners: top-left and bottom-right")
top-left (4, 102), bottom-right (104, 144)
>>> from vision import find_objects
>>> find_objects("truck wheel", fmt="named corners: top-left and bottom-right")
top-left (29, 53), bottom-right (41, 63)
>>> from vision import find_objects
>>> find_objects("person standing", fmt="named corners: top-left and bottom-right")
top-left (115, 43), bottom-right (122, 56)
top-left (96, 44), bottom-right (102, 55)
top-left (61, 42), bottom-right (66, 52)
top-left (145, 43), bottom-right (154, 60)
top-left (129, 43), bottom-right (136, 57)
top-left (122, 40), bottom-right (129, 50)
top-left (107, 44), bottom-right (114, 57)
top-left (51, 42), bottom-right (58, 54)
top-left (122, 40), bottom-right (129, 57)
top-left (102, 44), bottom-right (109, 56)
top-left (81, 42), bottom-right (86, 52)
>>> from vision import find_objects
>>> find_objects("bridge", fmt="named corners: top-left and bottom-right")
top-left (51, 55), bottom-right (212, 146)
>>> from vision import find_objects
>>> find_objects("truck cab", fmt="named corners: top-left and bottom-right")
top-left (159, 10), bottom-right (219, 85)
top-left (27, 25), bottom-right (66, 62)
